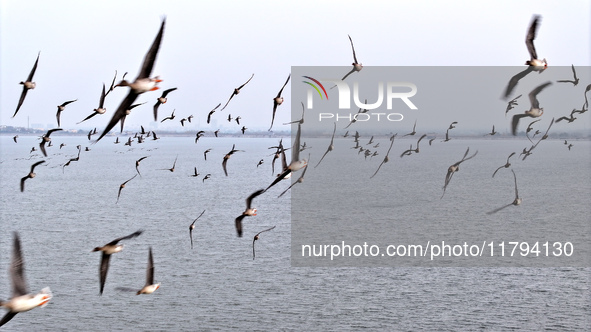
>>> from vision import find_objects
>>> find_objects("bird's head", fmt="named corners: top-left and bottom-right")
top-left (114, 80), bottom-right (130, 88)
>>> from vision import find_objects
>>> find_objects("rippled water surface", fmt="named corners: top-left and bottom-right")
top-left (0, 135), bottom-right (589, 331)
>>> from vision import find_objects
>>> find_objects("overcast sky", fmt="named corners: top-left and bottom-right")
top-left (0, 0), bottom-right (589, 134)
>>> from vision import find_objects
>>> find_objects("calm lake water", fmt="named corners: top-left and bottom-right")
top-left (0, 134), bottom-right (589, 331)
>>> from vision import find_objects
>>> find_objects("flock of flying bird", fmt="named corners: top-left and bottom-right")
top-left (2, 14), bottom-right (590, 328)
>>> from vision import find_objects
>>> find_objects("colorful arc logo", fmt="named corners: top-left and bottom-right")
top-left (302, 76), bottom-right (328, 100)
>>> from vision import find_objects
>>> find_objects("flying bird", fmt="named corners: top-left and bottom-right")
top-left (442, 129), bottom-right (451, 142)
top-left (56, 99), bottom-right (77, 127)
top-left (222, 144), bottom-right (244, 176)
top-left (505, 94), bottom-right (522, 115)
top-left (583, 84), bottom-right (591, 110)
top-left (556, 64), bottom-right (579, 86)
top-left (400, 134), bottom-right (426, 157)
top-left (190, 167), bottom-right (200, 178)
top-left (203, 148), bottom-right (212, 161)
top-left (39, 128), bottom-right (63, 157)
top-left (136, 248), bottom-right (160, 295)
top-left (20, 160), bottom-right (45, 192)
top-left (300, 142), bottom-right (311, 151)
top-left (62, 147), bottom-right (81, 172)
top-left (118, 102), bottom-right (146, 133)
top-left (344, 101), bottom-right (369, 129)
top-left (13, 53), bottom-right (40, 118)
top-left (402, 120), bottom-right (417, 137)
top-left (189, 210), bottom-right (205, 249)
top-left (524, 15), bottom-right (547, 70)
top-left (279, 154), bottom-right (311, 198)
top-left (266, 122), bottom-right (307, 191)
top-left (314, 122), bottom-right (337, 168)
top-left (370, 134), bottom-right (396, 179)
top-left (153, 87), bottom-right (177, 121)
top-left (207, 103), bottom-right (221, 124)
top-left (270, 139), bottom-right (287, 175)
top-left (503, 15), bottom-right (547, 99)
top-left (487, 169), bottom-right (522, 214)
top-left (531, 117), bottom-right (555, 148)
top-left (555, 109), bottom-right (577, 123)
top-left (511, 81), bottom-right (552, 135)
top-left (521, 118), bottom-right (552, 162)
top-left (116, 247), bottom-right (160, 295)
top-left (96, 19), bottom-right (166, 141)
top-left (0, 233), bottom-right (52, 328)
top-left (339, 35), bottom-right (363, 82)
top-left (135, 156), bottom-right (149, 176)
top-left (235, 189), bottom-right (265, 237)
top-left (525, 118), bottom-right (541, 143)
top-left (253, 226), bottom-right (276, 260)
top-left (104, 70), bottom-right (119, 97)
top-left (486, 125), bottom-right (497, 136)
top-left (160, 155), bottom-right (178, 172)
top-left (221, 73), bottom-right (254, 111)
top-left (78, 83), bottom-right (107, 124)
top-left (160, 109), bottom-right (176, 123)
top-left (202, 174), bottom-right (211, 182)
top-left (269, 74), bottom-right (291, 131)
top-left (441, 147), bottom-right (478, 199)
top-left (116, 174), bottom-right (137, 204)
top-left (492, 152), bottom-right (516, 178)
top-left (92, 230), bottom-right (143, 295)
top-left (284, 101), bottom-right (306, 126)
top-left (195, 130), bottom-right (205, 143)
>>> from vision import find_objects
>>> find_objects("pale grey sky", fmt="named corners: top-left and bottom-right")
top-left (1, 0), bottom-right (589, 133)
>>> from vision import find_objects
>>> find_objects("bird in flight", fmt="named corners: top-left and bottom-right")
top-left (441, 147), bottom-right (478, 199)
top-left (20, 160), bottom-right (45, 192)
top-left (189, 210), bottom-right (205, 249)
top-left (39, 128), bottom-right (62, 157)
top-left (315, 122), bottom-right (337, 168)
top-left (116, 174), bottom-right (138, 204)
top-left (96, 19), bottom-right (166, 141)
top-left (0, 233), bottom-right (52, 328)
top-left (221, 74), bottom-right (254, 111)
top-left (56, 99), bottom-right (77, 127)
top-left (13, 52), bottom-right (40, 118)
top-left (78, 83), bottom-right (107, 124)
top-left (487, 169), bottom-right (521, 214)
top-left (556, 64), bottom-right (579, 86)
top-left (339, 35), bottom-right (363, 82)
top-left (92, 230), bottom-right (143, 295)
top-left (235, 189), bottom-right (266, 237)
top-left (153, 87), bottom-right (177, 121)
top-left (371, 134), bottom-right (396, 179)
top-left (269, 74), bottom-right (291, 131)
top-left (511, 82), bottom-right (552, 135)
top-left (253, 226), bottom-right (276, 260)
